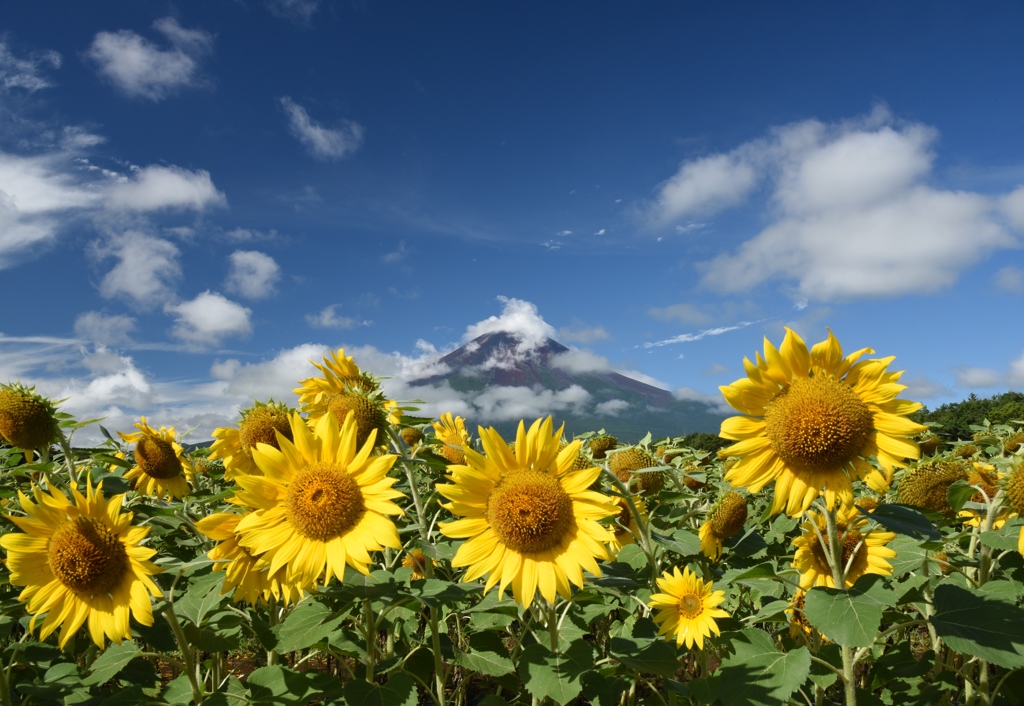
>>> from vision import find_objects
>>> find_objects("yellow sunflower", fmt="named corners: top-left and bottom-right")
top-left (437, 417), bottom-right (619, 608)
top-left (719, 328), bottom-right (926, 516)
top-left (230, 411), bottom-right (405, 588)
top-left (210, 401), bottom-right (295, 480)
top-left (433, 412), bottom-right (470, 464)
top-left (402, 548), bottom-right (433, 580)
top-left (791, 505), bottom-right (896, 589)
top-left (648, 566), bottom-right (729, 650)
top-left (608, 496), bottom-right (647, 555)
top-left (0, 479), bottom-right (162, 647)
top-left (196, 512), bottom-right (307, 606)
top-left (699, 492), bottom-right (748, 561)
top-left (119, 417), bottom-right (194, 501)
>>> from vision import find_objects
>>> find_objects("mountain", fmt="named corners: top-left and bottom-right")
top-left (411, 331), bottom-right (727, 441)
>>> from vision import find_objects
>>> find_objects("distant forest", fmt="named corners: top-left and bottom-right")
top-left (911, 390), bottom-right (1024, 441)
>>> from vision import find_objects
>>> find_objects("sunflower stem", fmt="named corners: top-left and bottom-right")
top-left (364, 598), bottom-right (377, 683)
top-left (428, 604), bottom-right (446, 706)
top-left (547, 600), bottom-right (559, 653)
top-left (0, 658), bottom-right (10, 706)
top-left (602, 467), bottom-right (659, 585)
top-left (162, 601), bottom-right (204, 704)
top-left (823, 505), bottom-right (857, 706)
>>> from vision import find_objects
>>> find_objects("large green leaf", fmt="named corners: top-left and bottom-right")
top-left (455, 630), bottom-right (515, 677)
top-left (342, 673), bottom-right (418, 706)
top-left (85, 640), bottom-right (142, 686)
top-left (609, 632), bottom-right (679, 676)
top-left (803, 575), bottom-right (892, 647)
top-left (518, 639), bottom-right (595, 705)
top-left (409, 578), bottom-right (481, 608)
top-left (247, 665), bottom-right (343, 705)
top-left (863, 504), bottom-right (940, 541)
top-left (931, 583), bottom-right (1024, 669)
top-left (176, 571), bottom-right (226, 627)
top-left (275, 599), bottom-right (345, 653)
top-left (717, 629), bottom-right (810, 706)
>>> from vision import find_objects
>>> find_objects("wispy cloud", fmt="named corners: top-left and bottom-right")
top-left (280, 97), bottom-right (364, 160)
top-left (642, 319), bottom-right (765, 349)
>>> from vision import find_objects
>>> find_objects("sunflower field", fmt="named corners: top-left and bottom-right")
top-left (2, 330), bottom-right (1024, 706)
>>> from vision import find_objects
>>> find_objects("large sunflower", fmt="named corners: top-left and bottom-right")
top-left (433, 412), bottom-right (470, 464)
top-left (719, 328), bottom-right (926, 516)
top-left (210, 401), bottom-right (295, 480)
top-left (0, 480), bottom-right (162, 647)
top-left (196, 512), bottom-right (307, 606)
top-left (648, 566), bottom-right (729, 650)
top-left (119, 417), bottom-right (194, 501)
top-left (791, 504), bottom-right (896, 589)
top-left (437, 417), bottom-right (619, 607)
top-left (230, 411), bottom-right (405, 588)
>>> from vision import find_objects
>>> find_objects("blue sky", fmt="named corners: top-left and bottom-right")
top-left (1, 1), bottom-right (1023, 442)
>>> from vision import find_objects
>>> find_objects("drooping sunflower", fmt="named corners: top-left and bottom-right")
top-left (231, 411), bottom-right (405, 588)
top-left (648, 566), bottom-right (729, 650)
top-left (196, 512), bottom-right (307, 606)
top-left (119, 417), bottom-right (194, 501)
top-left (210, 401), bottom-right (296, 480)
top-left (402, 548), bottom-right (433, 580)
top-left (896, 460), bottom-right (969, 516)
top-left (437, 417), bottom-right (619, 608)
top-left (609, 447), bottom-right (664, 495)
top-left (0, 382), bottom-right (60, 458)
top-left (719, 328), bottom-right (927, 516)
top-left (791, 504), bottom-right (896, 589)
top-left (0, 479), bottom-right (162, 647)
top-left (608, 496), bottom-right (647, 555)
top-left (699, 492), bottom-right (748, 561)
top-left (433, 412), bottom-right (470, 464)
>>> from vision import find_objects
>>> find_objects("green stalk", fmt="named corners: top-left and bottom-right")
top-left (428, 606), bottom-right (447, 706)
top-left (364, 598), bottom-right (376, 683)
top-left (547, 600), bottom-right (559, 652)
top-left (162, 602), bottom-right (204, 704)
top-left (823, 505), bottom-right (857, 706)
top-left (0, 657), bottom-right (10, 706)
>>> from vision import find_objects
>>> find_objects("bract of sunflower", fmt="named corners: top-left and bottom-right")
top-left (648, 566), bottom-right (729, 650)
top-left (433, 412), bottom-right (471, 464)
top-left (437, 417), bottom-right (619, 608)
top-left (196, 512), bottom-right (308, 606)
top-left (119, 417), bottom-right (195, 501)
top-left (719, 327), bottom-right (927, 516)
top-left (229, 411), bottom-right (405, 589)
top-left (0, 479), bottom-right (162, 647)
top-left (210, 400), bottom-right (296, 480)
top-left (791, 504), bottom-right (896, 589)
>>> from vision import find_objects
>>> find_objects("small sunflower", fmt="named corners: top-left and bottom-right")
top-left (0, 479), bottom-right (162, 647)
top-left (786, 590), bottom-right (818, 642)
top-left (589, 435), bottom-right (618, 460)
top-left (437, 417), bottom-right (619, 607)
top-left (231, 411), bottom-right (405, 588)
top-left (648, 566), bottom-right (729, 650)
top-left (210, 401), bottom-right (296, 480)
top-left (954, 444), bottom-right (979, 459)
top-left (433, 413), bottom-right (470, 464)
top-left (402, 549), bottom-right (433, 580)
top-left (896, 461), bottom-right (969, 516)
top-left (1005, 464), bottom-right (1024, 516)
top-left (699, 492), bottom-right (748, 561)
top-left (791, 505), bottom-right (896, 589)
top-left (0, 382), bottom-right (60, 456)
top-left (1004, 432), bottom-right (1024, 455)
top-left (719, 328), bottom-right (926, 516)
top-left (196, 512), bottom-right (307, 606)
top-left (119, 418), bottom-right (194, 501)
top-left (609, 447), bottom-right (664, 495)
top-left (918, 434), bottom-right (942, 457)
top-left (294, 348), bottom-right (378, 416)
top-left (400, 427), bottom-right (425, 447)
top-left (608, 496), bottom-right (647, 555)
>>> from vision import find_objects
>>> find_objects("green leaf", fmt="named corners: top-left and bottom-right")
top-left (687, 676), bottom-right (719, 705)
top-left (518, 639), bottom-right (595, 705)
top-left (342, 672), bottom-right (417, 706)
top-left (886, 536), bottom-right (933, 579)
top-left (247, 665), bottom-right (343, 705)
top-left (981, 527), bottom-right (1022, 552)
top-left (725, 530), bottom-right (768, 558)
top-left (615, 543), bottom-right (649, 570)
top-left (803, 575), bottom-right (892, 647)
top-left (85, 640), bottom-right (142, 686)
top-left (455, 631), bottom-right (515, 677)
top-left (651, 529), bottom-right (701, 556)
top-left (717, 629), bottom-right (810, 706)
top-left (275, 599), bottom-right (345, 653)
top-left (931, 583), bottom-right (1024, 669)
top-left (409, 578), bottom-right (481, 608)
top-left (161, 674), bottom-right (194, 704)
top-left (182, 623), bottom-right (241, 652)
top-left (609, 633), bottom-right (679, 676)
top-left (947, 480), bottom-right (978, 514)
top-left (339, 568), bottom-right (399, 599)
top-left (863, 504), bottom-right (940, 541)
top-left (175, 571), bottom-right (226, 627)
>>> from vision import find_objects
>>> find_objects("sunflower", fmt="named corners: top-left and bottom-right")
top-left (699, 492), bottom-right (748, 561)
top-left (648, 566), bottom-right (729, 650)
top-left (0, 382), bottom-right (60, 457)
top-left (786, 590), bottom-right (816, 642)
top-left (210, 401), bottom-right (296, 480)
top-left (437, 417), bottom-right (619, 607)
top-left (896, 460), bottom-right (969, 516)
top-left (791, 505), bottom-right (896, 589)
top-left (402, 549), bottom-right (433, 580)
top-left (119, 417), bottom-right (194, 501)
top-left (230, 411), bottom-right (405, 588)
top-left (719, 328), bottom-right (926, 516)
top-left (433, 413), bottom-right (470, 464)
top-left (608, 496), bottom-right (647, 555)
top-left (0, 479), bottom-right (162, 647)
top-left (294, 348), bottom-right (377, 415)
top-left (196, 512), bottom-right (308, 606)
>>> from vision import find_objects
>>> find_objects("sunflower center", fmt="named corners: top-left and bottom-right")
top-left (328, 393), bottom-right (386, 449)
top-left (811, 527), bottom-right (865, 572)
top-left (710, 492), bottom-right (748, 539)
top-left (238, 408), bottom-right (293, 460)
top-left (135, 437), bottom-right (183, 479)
top-left (679, 593), bottom-right (703, 619)
top-left (48, 517), bottom-right (129, 595)
top-left (287, 462), bottom-right (366, 541)
top-left (488, 472), bottom-right (574, 553)
top-left (765, 376), bottom-right (873, 474)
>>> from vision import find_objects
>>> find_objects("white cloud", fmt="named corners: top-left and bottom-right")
top-left (649, 109), bottom-right (1021, 300)
top-left (954, 366), bottom-right (1001, 388)
top-left (0, 41), bottom-right (61, 91)
top-left (464, 296), bottom-right (557, 349)
top-left (382, 241), bottom-right (410, 264)
top-left (87, 17), bottom-right (213, 101)
top-left (558, 324), bottom-right (610, 344)
top-left (643, 320), bottom-right (763, 349)
top-left (280, 97), bottom-right (364, 160)
top-left (225, 227), bottom-right (283, 243)
top-left (266, 0), bottom-right (321, 22)
top-left (648, 303), bottom-right (711, 326)
top-left (595, 399), bottom-right (630, 416)
top-left (673, 386), bottom-right (731, 414)
top-left (74, 311), bottom-right (136, 346)
top-left (225, 250), bottom-right (280, 299)
top-left (470, 385), bottom-right (591, 422)
top-left (166, 291), bottom-right (252, 347)
top-left (306, 305), bottom-right (365, 330)
top-left (550, 350), bottom-right (612, 375)
top-left (1003, 186), bottom-right (1024, 230)
top-left (995, 266), bottom-right (1024, 294)
top-left (901, 375), bottom-right (953, 401)
top-left (95, 231), bottom-right (181, 309)
top-left (701, 363), bottom-right (729, 376)
top-left (106, 165), bottom-right (226, 212)
top-left (556, 230), bottom-right (573, 236)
